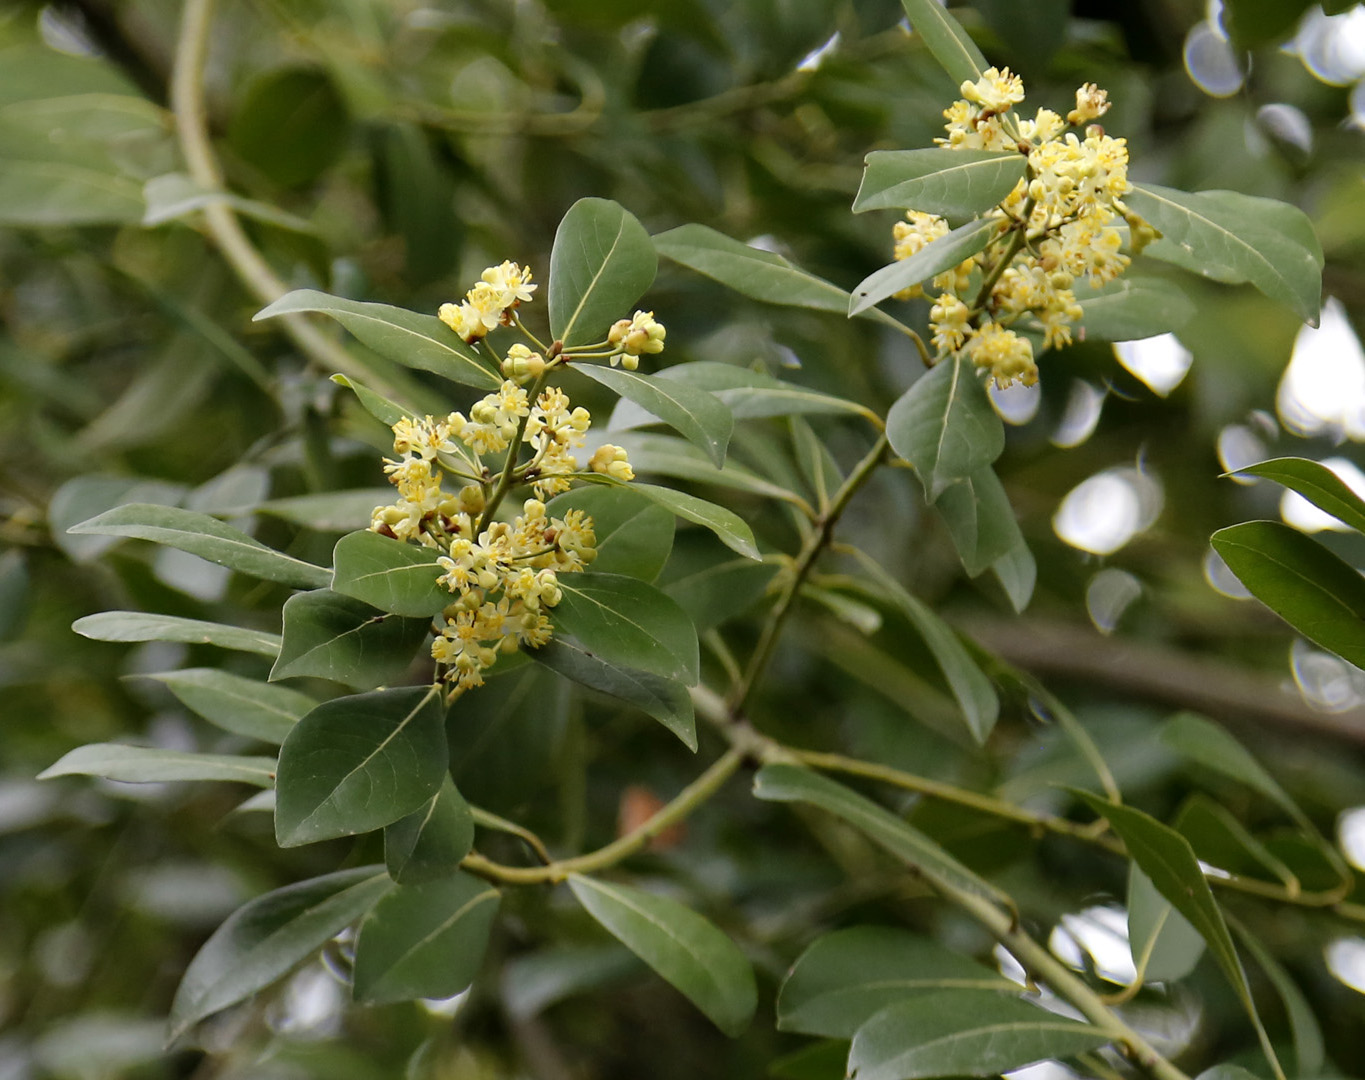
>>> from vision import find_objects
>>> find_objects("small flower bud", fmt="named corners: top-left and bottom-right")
top-left (590, 444), bottom-right (635, 482)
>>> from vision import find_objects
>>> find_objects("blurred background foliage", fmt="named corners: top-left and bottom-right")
top-left (5, 0), bottom-right (1365, 1077)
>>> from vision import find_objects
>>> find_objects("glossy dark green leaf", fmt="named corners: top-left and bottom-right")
top-left (992, 541), bottom-right (1037, 614)
top-left (1128, 864), bottom-right (1205, 985)
top-left (1127, 184), bottom-right (1323, 325)
top-left (69, 503), bottom-right (331, 590)
top-left (554, 572), bottom-right (699, 683)
top-left (663, 559), bottom-right (778, 632)
top-left (39, 744), bottom-right (276, 787)
top-left (850, 218), bottom-right (999, 316)
top-left (753, 765), bottom-right (1008, 904)
top-left (169, 868), bottom-right (391, 1041)
top-left (888, 353), bottom-right (1005, 500)
top-left (1210, 520), bottom-right (1365, 669)
top-left (854, 149), bottom-right (1026, 219)
top-left (226, 67), bottom-right (349, 188)
top-left (1232, 456), bottom-right (1365, 536)
top-left (1074, 275), bottom-right (1197, 342)
top-left (568, 874), bottom-right (756, 1036)
top-left (384, 777), bottom-right (475, 884)
top-left (352, 872), bottom-right (499, 1003)
top-left (549, 198), bottom-right (657, 347)
top-left (652, 224), bottom-right (905, 332)
top-left (73, 612), bottom-right (280, 657)
top-left (613, 431), bottom-right (807, 510)
top-left (529, 637), bottom-right (696, 750)
top-left (898, 0), bottom-right (988, 85)
top-left (546, 485), bottom-right (675, 581)
top-left (256, 290), bottom-right (498, 388)
top-left (331, 530), bottom-right (447, 618)
top-left (777, 927), bottom-right (1016, 1038)
top-left (600, 476), bottom-right (761, 560)
top-left (147, 668), bottom-right (314, 743)
top-left (576, 363), bottom-right (732, 467)
top-left (935, 466), bottom-right (1024, 576)
top-left (848, 991), bottom-right (1109, 1080)
top-left (258, 488), bottom-right (393, 533)
top-left (269, 589), bottom-right (430, 689)
top-left (275, 687), bottom-right (446, 847)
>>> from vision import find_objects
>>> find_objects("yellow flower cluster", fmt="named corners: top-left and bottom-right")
top-left (895, 69), bottom-right (1148, 388)
top-left (368, 260), bottom-right (646, 693)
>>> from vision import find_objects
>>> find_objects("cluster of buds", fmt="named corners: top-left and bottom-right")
top-left (892, 69), bottom-right (1153, 388)
top-left (369, 260), bottom-right (651, 693)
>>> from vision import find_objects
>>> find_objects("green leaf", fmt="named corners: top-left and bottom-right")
top-left (777, 927), bottom-right (1017, 1038)
top-left (258, 488), bottom-right (392, 533)
top-left (549, 198), bottom-right (657, 347)
top-left (142, 172), bottom-right (317, 233)
top-left (848, 990), bottom-right (1109, 1080)
top-left (269, 589), bottom-right (430, 689)
top-left (608, 361), bottom-right (873, 424)
top-left (331, 373), bottom-right (412, 428)
top-left (663, 559), bottom-right (778, 632)
top-left (887, 353), bottom-right (1005, 500)
top-left (898, 0), bottom-right (988, 85)
top-left (1232, 456), bottom-right (1365, 536)
top-left (529, 637), bottom-right (696, 750)
top-left (69, 503), bottom-right (331, 590)
top-left (854, 149), bottom-right (1027, 220)
top-left (575, 363), bottom-right (733, 468)
top-left (602, 476), bottom-right (760, 560)
top-left (275, 686), bottom-right (447, 847)
top-left (1219, 0), bottom-right (1313, 49)
top-left (652, 223), bottom-right (906, 332)
top-left (0, 160), bottom-right (143, 227)
top-left (73, 612), bottom-right (281, 657)
top-left (753, 765), bottom-right (1009, 904)
top-left (992, 541), bottom-right (1037, 614)
top-left (1159, 712), bottom-right (1303, 821)
top-left (1126, 184), bottom-right (1323, 325)
top-left (255, 290), bottom-right (499, 388)
top-left (847, 556), bottom-right (999, 743)
top-left (545, 485), bottom-right (675, 581)
top-left (1232, 919), bottom-right (1326, 1079)
top-left (146, 668), bottom-right (315, 744)
top-left (331, 530), bottom-right (448, 618)
top-left (553, 572), bottom-right (699, 684)
top-left (1073, 274), bottom-right (1198, 342)
top-left (38, 744), bottom-right (276, 787)
top-left (384, 777), bottom-right (475, 885)
top-left (850, 218), bottom-right (999, 316)
top-left (1128, 865), bottom-right (1206, 985)
top-left (613, 431), bottom-right (810, 511)
top-left (769, 1040), bottom-right (850, 1080)
top-left (567, 874), bottom-right (756, 1036)
top-left (1176, 794), bottom-right (1299, 889)
top-left (935, 466), bottom-right (1025, 576)
top-left (352, 872), bottom-right (499, 1004)
top-left (227, 66), bottom-right (349, 188)
top-left (169, 867), bottom-right (392, 1041)
top-left (1210, 520), bottom-right (1365, 669)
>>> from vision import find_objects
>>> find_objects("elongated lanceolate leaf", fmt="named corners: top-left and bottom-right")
top-left (652, 224), bottom-right (906, 332)
top-left (1128, 864), bottom-right (1205, 985)
top-left (353, 872), bottom-right (499, 1003)
top-left (74, 612), bottom-right (280, 656)
top-left (613, 431), bottom-right (807, 509)
top-left (608, 361), bottom-right (872, 426)
top-left (549, 198), bottom-right (657, 347)
top-left (554, 572), bottom-right (699, 684)
top-left (275, 686), bottom-right (447, 847)
top-left (887, 353), bottom-right (1005, 500)
top-left (331, 530), bottom-right (447, 618)
top-left (384, 777), bottom-right (475, 885)
top-left (39, 744), bottom-right (276, 787)
top-left (628, 482), bottom-right (760, 561)
top-left (1233, 456), bottom-right (1365, 536)
top-left (255, 290), bottom-right (499, 387)
top-left (1126, 184), bottom-right (1323, 325)
top-left (848, 991), bottom-right (1109, 1080)
top-left (1210, 519), bottom-right (1365, 669)
top-left (935, 465), bottom-right (1025, 576)
top-left (854, 149), bottom-right (1026, 220)
top-left (992, 540), bottom-right (1037, 614)
top-left (899, 0), bottom-right (988, 86)
top-left (146, 668), bottom-right (314, 743)
top-left (777, 927), bottom-right (1016, 1038)
top-left (850, 217), bottom-right (999, 315)
top-left (753, 765), bottom-right (1008, 904)
top-left (69, 503), bottom-right (330, 589)
top-left (568, 874), bottom-right (756, 1036)
top-left (269, 589), bottom-right (430, 688)
top-left (169, 868), bottom-right (392, 1041)
top-left (1073, 274), bottom-right (1197, 342)
top-left (575, 363), bottom-right (732, 467)
top-left (1232, 919), bottom-right (1326, 1078)
top-left (530, 637), bottom-right (696, 750)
